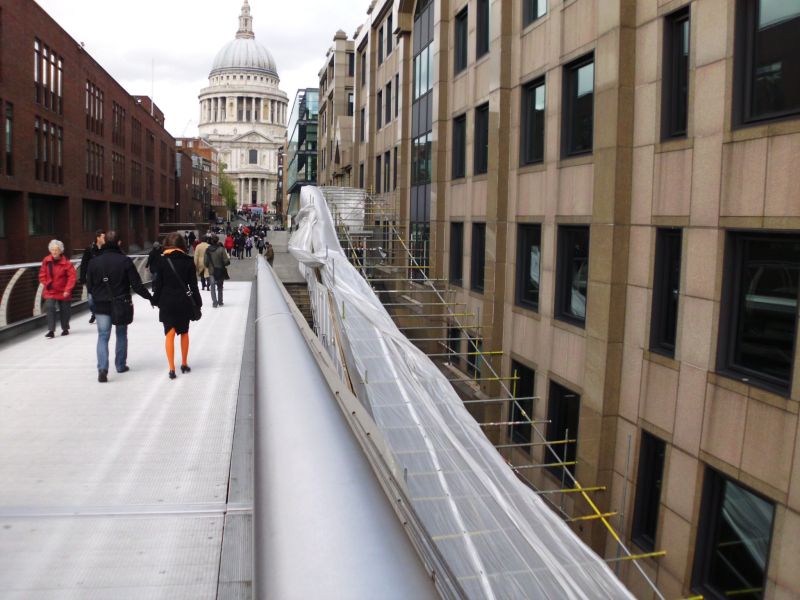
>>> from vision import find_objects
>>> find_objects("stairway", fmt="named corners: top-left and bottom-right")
top-left (283, 282), bottom-right (314, 329)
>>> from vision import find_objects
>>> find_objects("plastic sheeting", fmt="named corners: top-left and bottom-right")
top-left (289, 186), bottom-right (634, 600)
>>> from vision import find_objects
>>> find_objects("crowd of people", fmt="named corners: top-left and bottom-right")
top-left (38, 223), bottom-right (276, 383)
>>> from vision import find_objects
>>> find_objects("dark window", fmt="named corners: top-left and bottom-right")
top-left (386, 82), bottom-right (392, 124)
top-left (449, 222), bottom-right (464, 286)
top-left (509, 361), bottom-right (535, 445)
top-left (631, 432), bottom-right (666, 551)
top-left (735, 0), bottom-right (800, 124)
top-left (447, 326), bottom-right (461, 364)
top-left (546, 381), bottom-right (579, 479)
top-left (348, 52), bottom-right (355, 77)
top-left (650, 228), bottom-right (683, 356)
top-left (348, 93), bottom-right (354, 117)
top-left (375, 155), bottom-right (382, 193)
top-left (361, 50), bottom-right (367, 87)
top-left (378, 27), bottom-right (384, 64)
top-left (474, 103), bottom-right (489, 174)
top-left (359, 162), bottom-right (364, 188)
top-left (249, 149), bottom-right (258, 164)
top-left (466, 336), bottom-right (483, 377)
top-left (521, 77), bottom-right (546, 165)
top-left (516, 224), bottom-right (541, 310)
top-left (387, 15), bottom-right (393, 54)
top-left (562, 54), bottom-right (594, 157)
top-left (718, 232), bottom-right (800, 393)
top-left (663, 8), bottom-right (690, 138)
top-left (471, 223), bottom-right (486, 293)
top-left (395, 74), bottom-right (399, 117)
top-left (384, 150), bottom-right (391, 191)
top-left (555, 225), bottom-right (589, 326)
top-left (455, 8), bottom-right (469, 73)
top-left (377, 90), bottom-right (383, 129)
top-left (0, 199), bottom-right (5, 237)
top-left (28, 195), bottom-right (56, 235)
top-left (692, 469), bottom-right (775, 600)
top-left (393, 146), bottom-right (398, 190)
top-left (360, 108), bottom-right (365, 141)
top-left (523, 0), bottom-right (547, 25)
top-left (5, 102), bottom-right (12, 175)
top-left (452, 113), bottom-right (467, 179)
top-left (476, 0), bottom-right (490, 58)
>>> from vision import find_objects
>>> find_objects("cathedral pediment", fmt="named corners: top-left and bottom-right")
top-left (231, 130), bottom-right (279, 144)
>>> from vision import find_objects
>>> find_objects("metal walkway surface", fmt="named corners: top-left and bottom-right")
top-left (0, 283), bottom-right (252, 599)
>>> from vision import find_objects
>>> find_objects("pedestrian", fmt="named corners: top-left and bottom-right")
top-left (256, 236), bottom-right (265, 255)
top-left (194, 234), bottom-right (211, 290)
top-left (152, 233), bottom-right (202, 380)
top-left (38, 239), bottom-right (77, 338)
top-left (86, 230), bottom-right (153, 382)
top-left (245, 236), bottom-right (253, 257)
top-left (266, 241), bottom-right (274, 267)
top-left (224, 233), bottom-right (234, 255)
top-left (204, 234), bottom-right (231, 308)
top-left (187, 230), bottom-right (196, 248)
top-left (235, 235), bottom-right (245, 260)
top-left (78, 229), bottom-right (105, 324)
top-left (146, 241), bottom-right (162, 285)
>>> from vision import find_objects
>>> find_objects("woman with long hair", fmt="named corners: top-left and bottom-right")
top-left (151, 232), bottom-right (202, 379)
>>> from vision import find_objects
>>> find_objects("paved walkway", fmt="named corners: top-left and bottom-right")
top-left (0, 281), bottom-right (253, 599)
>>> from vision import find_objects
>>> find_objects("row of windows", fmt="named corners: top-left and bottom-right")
top-left (454, 1), bottom-right (490, 74)
top-left (448, 222), bottom-right (487, 293)
top-left (34, 117), bottom-right (63, 185)
top-left (372, 146), bottom-right (400, 194)
top-left (33, 39), bottom-right (63, 115)
top-left (377, 13), bottom-right (394, 65)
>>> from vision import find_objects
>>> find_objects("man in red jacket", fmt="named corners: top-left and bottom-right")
top-left (38, 239), bottom-right (77, 338)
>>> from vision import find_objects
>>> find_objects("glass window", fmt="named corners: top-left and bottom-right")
top-left (452, 114), bottom-right (466, 179)
top-left (555, 225), bottom-right (590, 326)
top-left (449, 222), bottom-right (464, 286)
top-left (466, 336), bottom-right (483, 378)
top-left (447, 326), bottom-right (462, 365)
top-left (378, 27), bottom-right (384, 64)
top-left (375, 154), bottom-right (382, 193)
top-left (562, 54), bottom-right (594, 157)
top-left (395, 74), bottom-right (400, 116)
top-left (348, 93), bottom-right (354, 117)
top-left (516, 224), bottom-right (541, 310)
top-left (387, 15), bottom-right (393, 54)
top-left (521, 77), bottom-right (546, 165)
top-left (359, 162), bottom-right (364, 188)
top-left (509, 361), bottom-right (535, 445)
top-left (360, 108), bottom-right (365, 141)
top-left (474, 103), bottom-right (489, 175)
top-left (477, 0), bottom-right (490, 58)
top-left (249, 149), bottom-right (258, 164)
top-left (718, 232), bottom-right (800, 392)
top-left (385, 82), bottom-right (392, 124)
top-left (471, 223), bottom-right (486, 292)
top-left (631, 432), bottom-right (666, 551)
top-left (361, 50), bottom-right (367, 87)
top-left (377, 90), bottom-right (383, 129)
top-left (693, 470), bottom-right (775, 600)
top-left (455, 8), bottom-right (468, 73)
top-left (663, 8), bottom-right (690, 138)
top-left (0, 198), bottom-right (5, 237)
top-left (348, 52), bottom-right (355, 77)
top-left (737, 0), bottom-right (800, 123)
top-left (523, 0), bottom-right (547, 25)
top-left (393, 146), bottom-right (398, 190)
top-left (384, 150), bottom-right (391, 191)
top-left (546, 381), bottom-right (579, 479)
top-left (28, 195), bottom-right (56, 235)
top-left (650, 228), bottom-right (683, 356)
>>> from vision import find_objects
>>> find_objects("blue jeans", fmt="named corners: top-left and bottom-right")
top-left (96, 313), bottom-right (128, 372)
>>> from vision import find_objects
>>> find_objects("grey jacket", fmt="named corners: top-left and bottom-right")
top-left (204, 244), bottom-right (230, 272)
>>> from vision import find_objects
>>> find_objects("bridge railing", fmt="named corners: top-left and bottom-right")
top-left (0, 255), bottom-right (151, 330)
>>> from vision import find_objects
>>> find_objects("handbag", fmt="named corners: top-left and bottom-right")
top-left (102, 273), bottom-right (134, 326)
top-left (166, 257), bottom-right (202, 321)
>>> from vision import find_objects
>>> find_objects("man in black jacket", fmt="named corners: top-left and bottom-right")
top-left (78, 229), bottom-right (105, 324)
top-left (86, 231), bottom-right (153, 383)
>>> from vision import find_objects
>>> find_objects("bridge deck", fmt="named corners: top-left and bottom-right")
top-left (0, 282), bottom-right (252, 599)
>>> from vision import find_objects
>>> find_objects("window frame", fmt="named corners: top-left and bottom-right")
top-left (471, 222), bottom-right (486, 293)
top-left (474, 102), bottom-right (489, 175)
top-left (554, 225), bottom-right (590, 327)
top-left (509, 360), bottom-right (535, 445)
top-left (520, 76), bottom-right (546, 165)
top-left (476, 0), bottom-right (490, 59)
top-left (523, 0), bottom-right (547, 26)
top-left (515, 223), bottom-right (542, 311)
top-left (662, 7), bottom-right (690, 139)
top-left (716, 231), bottom-right (800, 394)
top-left (631, 431), bottom-right (666, 552)
top-left (545, 380), bottom-right (580, 480)
top-left (454, 7), bottom-right (469, 74)
top-left (452, 113), bottom-right (467, 179)
top-left (650, 228), bottom-right (683, 357)
top-left (449, 221), bottom-right (464, 287)
top-left (561, 53), bottom-right (595, 158)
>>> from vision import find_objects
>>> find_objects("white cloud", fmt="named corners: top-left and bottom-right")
top-left (34, 0), bottom-right (369, 136)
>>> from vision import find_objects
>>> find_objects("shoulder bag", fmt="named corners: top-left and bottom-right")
top-left (166, 257), bottom-right (202, 321)
top-left (102, 271), bottom-right (134, 326)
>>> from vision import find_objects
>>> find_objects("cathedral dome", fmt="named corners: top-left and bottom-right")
top-left (209, 0), bottom-right (279, 79)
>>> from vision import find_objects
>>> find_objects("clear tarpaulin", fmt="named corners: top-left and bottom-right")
top-left (289, 186), bottom-right (634, 599)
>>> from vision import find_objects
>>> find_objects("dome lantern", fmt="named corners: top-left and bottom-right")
top-left (210, 1), bottom-right (279, 79)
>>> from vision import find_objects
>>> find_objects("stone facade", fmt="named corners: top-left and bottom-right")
top-left (198, 1), bottom-right (288, 214)
top-left (334, 0), bottom-right (800, 598)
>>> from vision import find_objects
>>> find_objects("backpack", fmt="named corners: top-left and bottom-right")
top-left (245, 238), bottom-right (253, 249)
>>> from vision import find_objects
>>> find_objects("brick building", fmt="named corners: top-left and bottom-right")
top-left (0, 0), bottom-right (187, 263)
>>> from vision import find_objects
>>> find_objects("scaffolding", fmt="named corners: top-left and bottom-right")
top-left (292, 186), bottom-right (677, 599)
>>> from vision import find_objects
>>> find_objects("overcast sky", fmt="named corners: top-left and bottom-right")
top-left (35, 0), bottom-right (369, 138)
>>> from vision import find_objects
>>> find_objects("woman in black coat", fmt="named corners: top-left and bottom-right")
top-left (152, 232), bottom-right (202, 379)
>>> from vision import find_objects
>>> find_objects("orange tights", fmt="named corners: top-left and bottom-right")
top-left (165, 328), bottom-right (189, 371)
